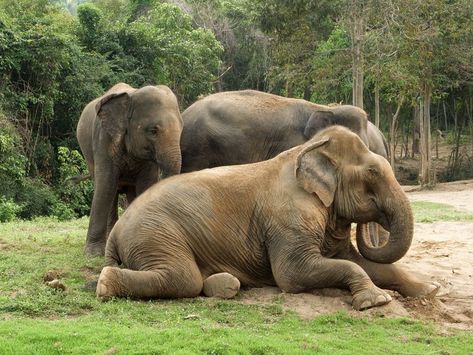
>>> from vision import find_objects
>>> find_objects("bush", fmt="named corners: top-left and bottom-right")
top-left (50, 201), bottom-right (76, 221)
top-left (55, 146), bottom-right (93, 218)
top-left (0, 197), bottom-right (22, 222)
top-left (15, 178), bottom-right (59, 219)
top-left (0, 113), bottom-right (27, 199)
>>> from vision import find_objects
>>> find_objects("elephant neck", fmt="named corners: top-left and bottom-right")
top-left (321, 215), bottom-right (351, 257)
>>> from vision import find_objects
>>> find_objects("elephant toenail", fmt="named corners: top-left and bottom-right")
top-left (376, 294), bottom-right (390, 304)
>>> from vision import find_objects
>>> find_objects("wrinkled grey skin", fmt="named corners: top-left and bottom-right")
top-left (180, 90), bottom-right (370, 172)
top-left (97, 126), bottom-right (439, 310)
top-left (180, 90), bottom-right (387, 247)
top-left (77, 83), bottom-right (183, 256)
top-left (367, 121), bottom-right (389, 160)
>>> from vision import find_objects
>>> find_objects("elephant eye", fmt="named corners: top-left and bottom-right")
top-left (149, 126), bottom-right (160, 135)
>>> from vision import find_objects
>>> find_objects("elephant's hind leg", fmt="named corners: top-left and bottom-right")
top-left (96, 262), bottom-right (203, 300)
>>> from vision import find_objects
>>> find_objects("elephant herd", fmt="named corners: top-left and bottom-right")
top-left (76, 83), bottom-right (439, 310)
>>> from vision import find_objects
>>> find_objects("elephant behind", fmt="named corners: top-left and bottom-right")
top-left (180, 90), bottom-right (387, 172)
top-left (97, 126), bottom-right (439, 310)
top-left (77, 83), bottom-right (183, 256)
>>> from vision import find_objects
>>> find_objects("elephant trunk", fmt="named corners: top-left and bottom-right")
top-left (158, 145), bottom-right (182, 178)
top-left (356, 186), bottom-right (413, 264)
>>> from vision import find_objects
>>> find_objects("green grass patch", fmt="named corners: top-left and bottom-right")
top-left (1, 218), bottom-right (472, 354)
top-left (411, 201), bottom-right (473, 223)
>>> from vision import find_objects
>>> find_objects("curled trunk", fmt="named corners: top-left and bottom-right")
top-left (356, 190), bottom-right (414, 264)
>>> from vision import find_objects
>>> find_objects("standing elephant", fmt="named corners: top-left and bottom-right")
top-left (77, 83), bottom-right (183, 256)
top-left (96, 126), bottom-right (439, 310)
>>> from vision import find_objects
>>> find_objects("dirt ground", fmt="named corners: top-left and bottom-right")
top-left (236, 180), bottom-right (473, 330)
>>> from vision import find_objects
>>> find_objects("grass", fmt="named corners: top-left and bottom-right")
top-left (0, 218), bottom-right (472, 354)
top-left (411, 201), bottom-right (473, 223)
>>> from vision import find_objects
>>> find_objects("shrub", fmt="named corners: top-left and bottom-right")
top-left (0, 113), bottom-right (27, 199)
top-left (0, 197), bottom-right (22, 222)
top-left (15, 178), bottom-right (59, 219)
top-left (55, 146), bottom-right (93, 218)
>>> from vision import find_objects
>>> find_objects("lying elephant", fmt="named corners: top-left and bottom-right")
top-left (96, 126), bottom-right (439, 310)
top-left (77, 83), bottom-right (183, 256)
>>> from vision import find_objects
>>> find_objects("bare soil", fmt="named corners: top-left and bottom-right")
top-left (236, 180), bottom-right (473, 330)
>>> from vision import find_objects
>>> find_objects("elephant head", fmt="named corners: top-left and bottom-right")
top-left (304, 105), bottom-right (369, 147)
top-left (295, 126), bottom-right (413, 264)
top-left (95, 85), bottom-right (183, 177)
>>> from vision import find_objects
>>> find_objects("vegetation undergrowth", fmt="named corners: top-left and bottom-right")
top-left (411, 201), bottom-right (473, 223)
top-left (0, 218), bottom-right (472, 354)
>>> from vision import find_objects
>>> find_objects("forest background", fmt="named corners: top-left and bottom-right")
top-left (0, 0), bottom-right (472, 221)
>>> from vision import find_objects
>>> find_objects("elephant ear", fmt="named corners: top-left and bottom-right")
top-left (95, 92), bottom-right (131, 141)
top-left (295, 137), bottom-right (337, 207)
top-left (303, 110), bottom-right (334, 139)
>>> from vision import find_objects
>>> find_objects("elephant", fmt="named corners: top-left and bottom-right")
top-left (180, 90), bottom-right (372, 172)
top-left (367, 120), bottom-right (389, 160)
top-left (180, 90), bottom-right (387, 247)
top-left (76, 83), bottom-right (183, 256)
top-left (96, 126), bottom-right (439, 310)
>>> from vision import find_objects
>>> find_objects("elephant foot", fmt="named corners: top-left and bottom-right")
top-left (96, 266), bottom-right (118, 300)
top-left (352, 286), bottom-right (392, 311)
top-left (203, 272), bottom-right (241, 299)
top-left (84, 241), bottom-right (106, 257)
top-left (398, 281), bottom-right (440, 299)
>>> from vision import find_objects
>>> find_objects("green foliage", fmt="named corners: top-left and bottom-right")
top-left (0, 113), bottom-right (27, 198)
top-left (311, 25), bottom-right (352, 104)
top-left (0, 197), bottom-right (21, 222)
top-left (123, 1), bottom-right (223, 105)
top-left (15, 179), bottom-right (60, 219)
top-left (411, 201), bottom-right (473, 223)
top-left (0, 218), bottom-right (472, 353)
top-left (55, 146), bottom-right (93, 218)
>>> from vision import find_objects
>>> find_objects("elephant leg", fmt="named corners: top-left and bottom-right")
top-left (96, 261), bottom-right (203, 300)
top-left (85, 164), bottom-right (118, 256)
top-left (270, 246), bottom-right (391, 310)
top-left (340, 243), bottom-right (440, 298)
top-left (203, 272), bottom-right (241, 299)
top-left (106, 192), bottom-right (119, 237)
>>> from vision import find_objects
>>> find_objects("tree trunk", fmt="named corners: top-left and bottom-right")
top-left (374, 83), bottom-right (380, 128)
top-left (419, 85), bottom-right (433, 186)
top-left (351, 0), bottom-right (364, 109)
top-left (468, 89), bottom-right (473, 156)
top-left (412, 106), bottom-right (420, 156)
top-left (389, 98), bottom-right (404, 168)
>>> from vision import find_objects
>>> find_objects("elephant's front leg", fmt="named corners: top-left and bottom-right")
top-left (85, 163), bottom-right (119, 256)
top-left (340, 243), bottom-right (440, 298)
top-left (269, 240), bottom-right (392, 310)
top-left (106, 191), bottom-right (119, 237)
